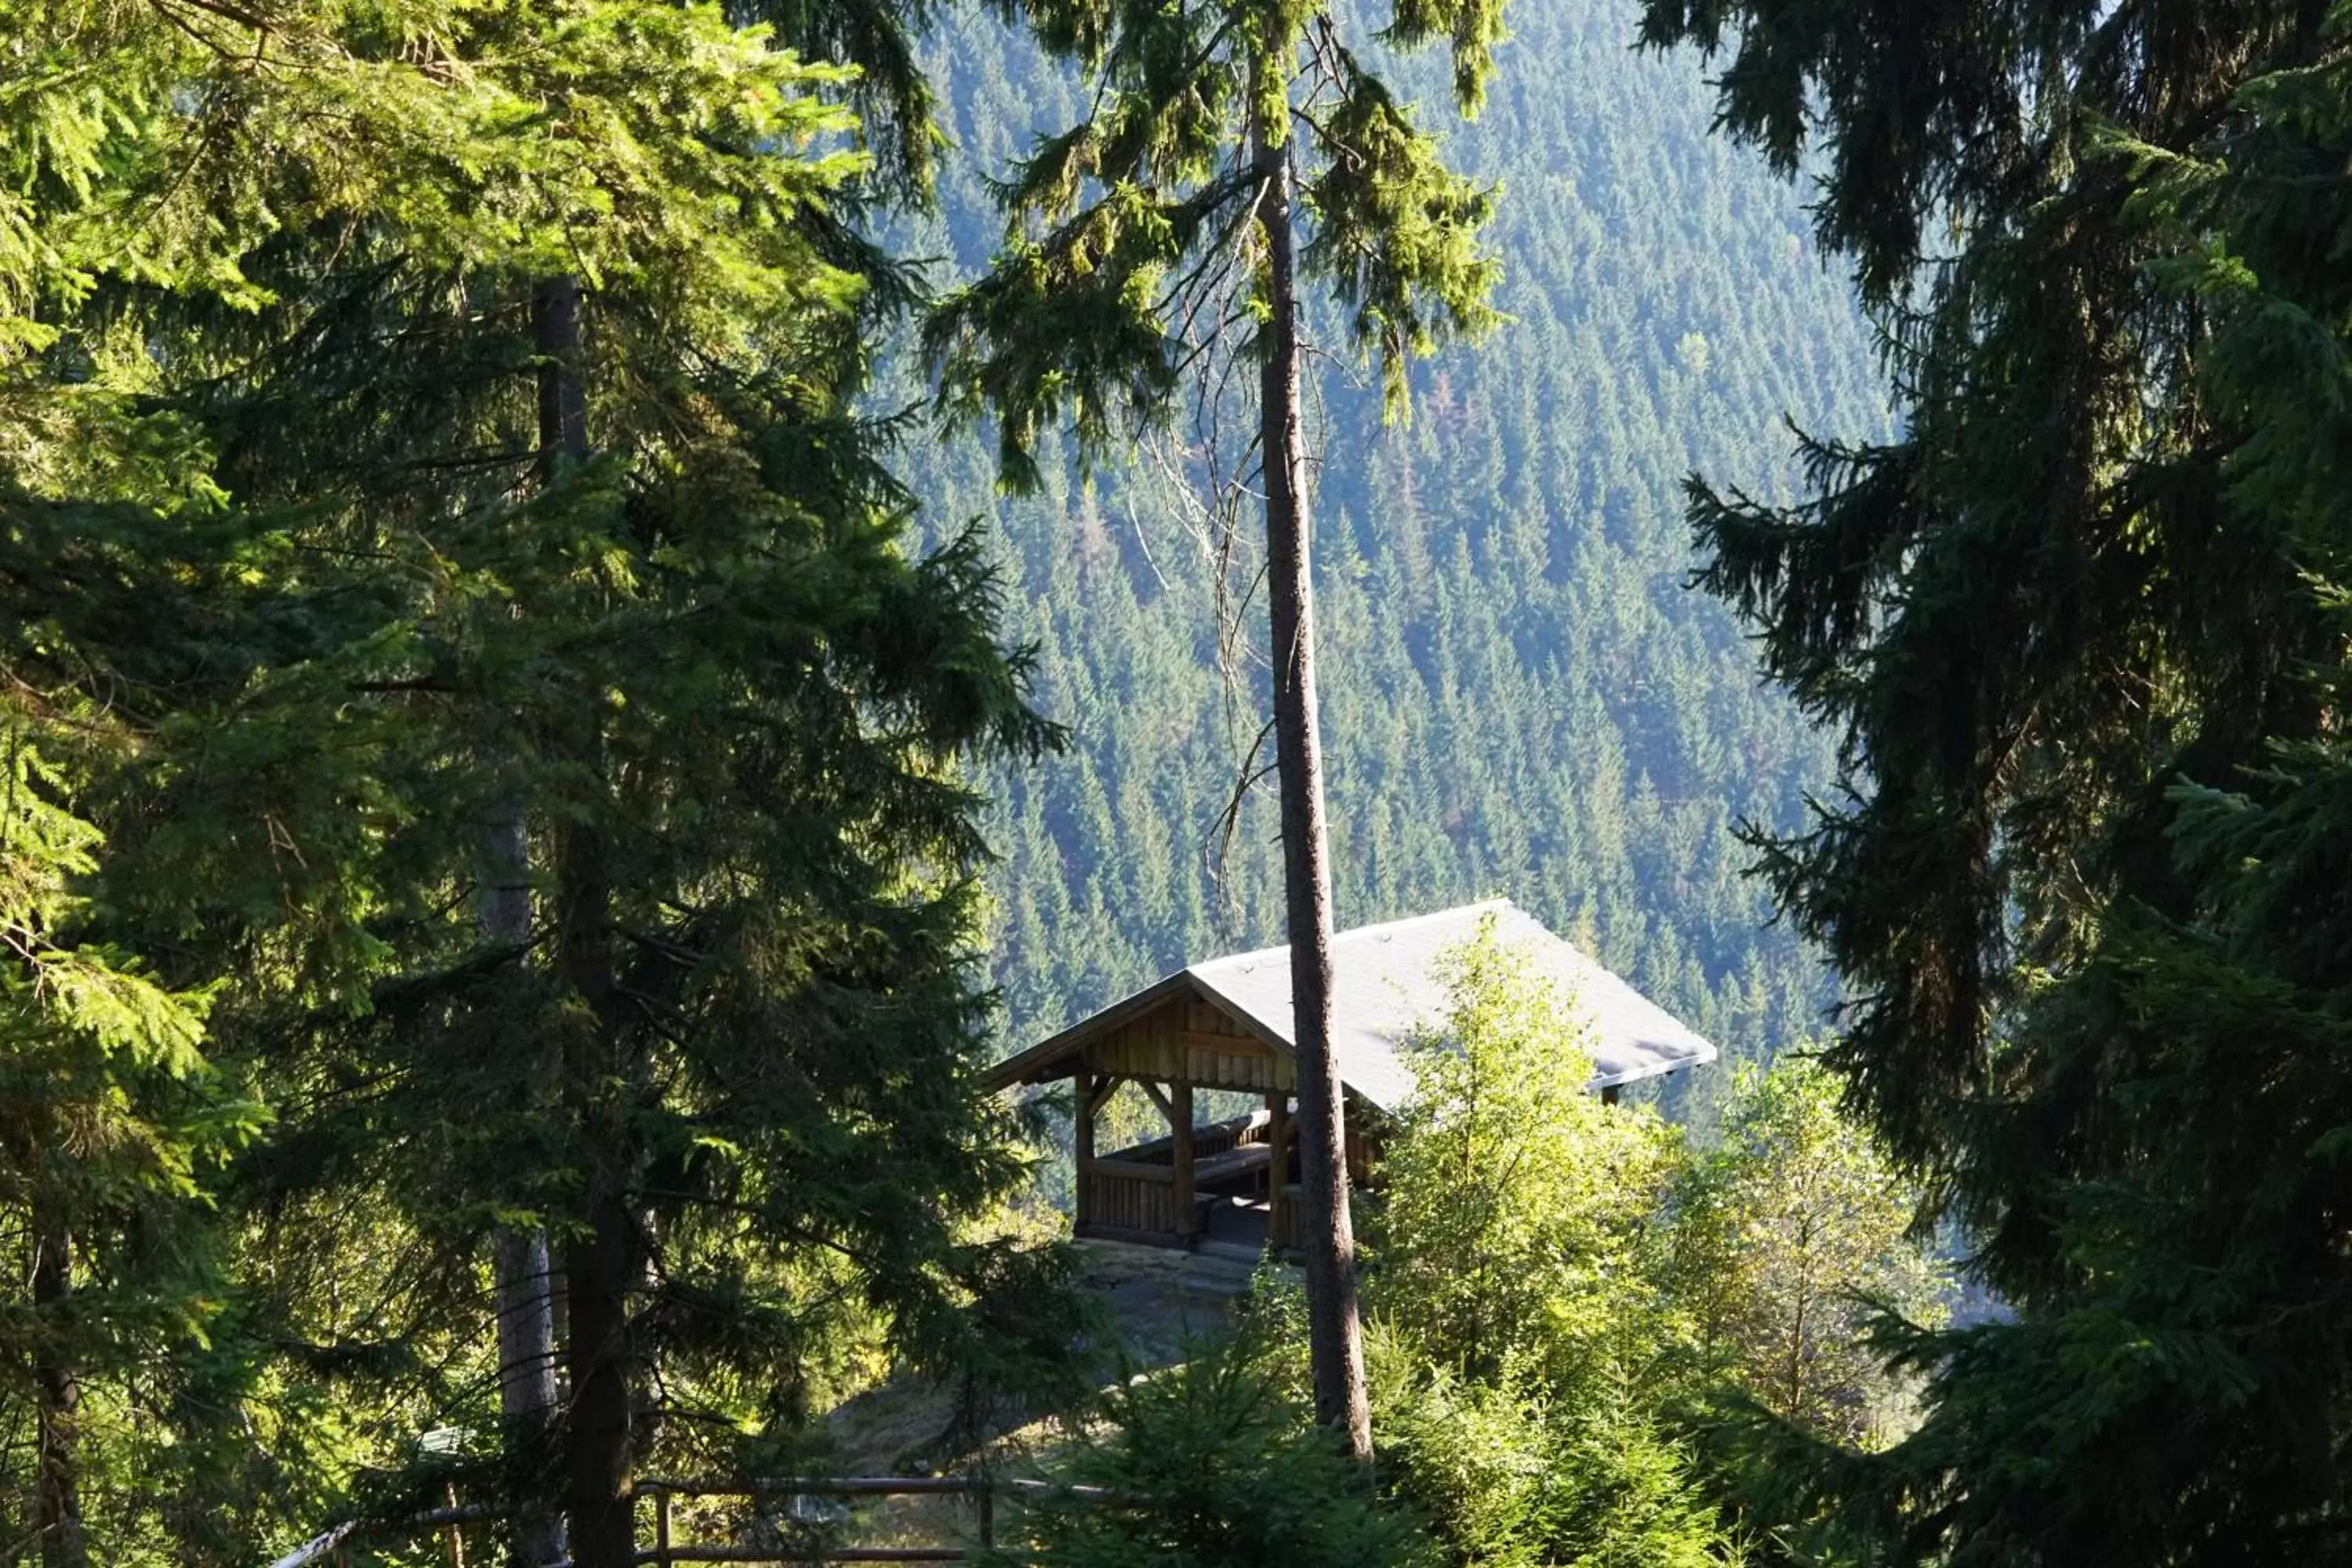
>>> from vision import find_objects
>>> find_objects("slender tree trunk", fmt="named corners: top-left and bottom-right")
top-left (474, 273), bottom-right (598, 1568)
top-left (1251, 103), bottom-right (1372, 1461)
top-left (558, 812), bottom-right (636, 1568)
top-left (535, 271), bottom-right (637, 1568)
top-left (31, 1212), bottom-right (87, 1568)
top-left (535, 276), bottom-right (590, 466)
top-left (487, 800), bottom-right (561, 1567)
top-left (563, 1187), bottom-right (635, 1568)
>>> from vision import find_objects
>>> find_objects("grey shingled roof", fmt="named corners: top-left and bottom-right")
top-left (1185, 899), bottom-right (1716, 1110)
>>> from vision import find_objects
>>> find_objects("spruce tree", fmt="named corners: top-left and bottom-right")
top-left (1640, 0), bottom-right (2352, 1557)
top-left (0, 710), bottom-right (238, 1567)
top-left (929, 0), bottom-right (1504, 1457)
top-left (6, 3), bottom-right (1083, 1559)
top-left (0, 7), bottom-right (303, 1556)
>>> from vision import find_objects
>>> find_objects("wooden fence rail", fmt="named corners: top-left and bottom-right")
top-left (273, 1475), bottom-right (1082, 1567)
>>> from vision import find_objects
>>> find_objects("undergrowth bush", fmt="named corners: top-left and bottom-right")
top-left (1370, 1327), bottom-right (1737, 1568)
top-left (982, 1319), bottom-right (1431, 1568)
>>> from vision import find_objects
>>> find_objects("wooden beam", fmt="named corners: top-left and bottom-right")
top-left (1074, 1221), bottom-right (1189, 1250)
top-left (1179, 1029), bottom-right (1274, 1058)
top-left (1172, 1080), bottom-right (1196, 1240)
top-left (1084, 1073), bottom-right (1120, 1120)
top-left (1136, 1077), bottom-right (1174, 1125)
top-left (1079, 1157), bottom-right (1176, 1184)
top-left (1194, 1143), bottom-right (1274, 1185)
top-left (1073, 1069), bottom-right (1096, 1232)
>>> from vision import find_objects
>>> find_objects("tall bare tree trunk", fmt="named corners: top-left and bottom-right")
top-left (1252, 103), bottom-right (1372, 1461)
top-left (535, 276), bottom-right (590, 468)
top-left (32, 1212), bottom-right (87, 1568)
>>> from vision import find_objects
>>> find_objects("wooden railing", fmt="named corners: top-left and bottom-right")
top-left (1076, 1154), bottom-right (1181, 1233)
top-left (1108, 1108), bottom-right (1272, 1165)
top-left (1080, 1109), bottom-right (1283, 1239)
top-left (271, 1475), bottom-right (1035, 1567)
top-left (1269, 1183), bottom-right (1304, 1252)
top-left (644, 1475), bottom-right (994, 1565)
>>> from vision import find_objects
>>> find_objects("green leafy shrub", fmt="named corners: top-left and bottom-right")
top-left (984, 1331), bottom-right (1432, 1568)
top-left (1372, 1327), bottom-right (1737, 1568)
top-left (1665, 1059), bottom-right (1948, 1450)
top-left (1368, 917), bottom-right (1689, 1386)
top-left (1363, 922), bottom-right (1743, 1565)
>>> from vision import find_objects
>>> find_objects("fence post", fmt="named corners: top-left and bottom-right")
top-left (655, 1485), bottom-right (673, 1568)
top-left (442, 1482), bottom-right (466, 1568)
top-left (978, 1476), bottom-right (994, 1551)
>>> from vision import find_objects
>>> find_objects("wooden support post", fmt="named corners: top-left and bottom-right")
top-left (978, 1481), bottom-right (995, 1549)
top-left (1073, 1069), bottom-right (1096, 1166)
top-left (1171, 1080), bottom-right (1196, 1241)
top-left (1073, 1069), bottom-right (1095, 1232)
top-left (655, 1486), bottom-right (672, 1568)
top-left (1266, 1092), bottom-right (1292, 1249)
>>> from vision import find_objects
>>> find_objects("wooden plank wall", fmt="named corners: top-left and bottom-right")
top-left (1077, 1164), bottom-right (1181, 1236)
top-left (1085, 995), bottom-right (1296, 1094)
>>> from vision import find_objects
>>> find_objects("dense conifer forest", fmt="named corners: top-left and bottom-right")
top-left (898, 2), bottom-right (1887, 1078)
top-left (5, 0), bottom-right (2348, 1563)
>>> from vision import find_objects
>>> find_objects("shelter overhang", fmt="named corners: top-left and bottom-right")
top-left (985, 899), bottom-right (1717, 1108)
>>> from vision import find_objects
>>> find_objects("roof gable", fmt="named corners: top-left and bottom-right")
top-left (985, 900), bottom-right (1717, 1107)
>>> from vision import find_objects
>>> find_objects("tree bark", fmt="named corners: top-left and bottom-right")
top-left (473, 272), bottom-right (598, 1568)
top-left (487, 798), bottom-right (561, 1568)
top-left (491, 1210), bottom-right (562, 1566)
top-left (535, 270), bottom-right (637, 1568)
top-left (535, 277), bottom-right (590, 469)
top-left (561, 1193), bottom-right (635, 1568)
top-left (558, 811), bottom-right (637, 1568)
top-left (32, 1213), bottom-right (87, 1568)
top-left (1251, 103), bottom-right (1372, 1460)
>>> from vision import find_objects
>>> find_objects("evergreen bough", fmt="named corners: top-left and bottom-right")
top-left (1641, 0), bottom-right (2352, 1558)
top-left (3, 2), bottom-right (1087, 1561)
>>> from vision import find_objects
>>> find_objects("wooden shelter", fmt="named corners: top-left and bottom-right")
top-left (985, 901), bottom-right (1717, 1252)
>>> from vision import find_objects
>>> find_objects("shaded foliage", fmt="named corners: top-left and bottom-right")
top-left (985, 1327), bottom-right (1432, 1568)
top-left (1645, 0), bottom-right (2352, 1559)
top-left (1, 2), bottom-right (1087, 1559)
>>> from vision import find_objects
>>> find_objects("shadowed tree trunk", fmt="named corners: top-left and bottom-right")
top-left (557, 808), bottom-right (635, 1568)
top-left (489, 996), bottom-right (564, 1568)
top-left (32, 1211), bottom-right (87, 1568)
top-left (487, 784), bottom-right (560, 1567)
top-left (533, 271), bottom-right (637, 1568)
top-left (477, 270), bottom-right (599, 1568)
top-left (1251, 100), bottom-right (1371, 1461)
top-left (492, 1225), bottom-right (562, 1560)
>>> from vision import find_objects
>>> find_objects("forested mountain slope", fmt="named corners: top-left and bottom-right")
top-left (900, 1), bottom-right (1886, 1091)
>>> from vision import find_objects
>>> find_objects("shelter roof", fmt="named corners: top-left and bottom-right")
top-left (986, 900), bottom-right (1716, 1109)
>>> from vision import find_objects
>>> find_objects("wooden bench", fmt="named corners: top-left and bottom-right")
top-left (1193, 1142), bottom-right (1274, 1187)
